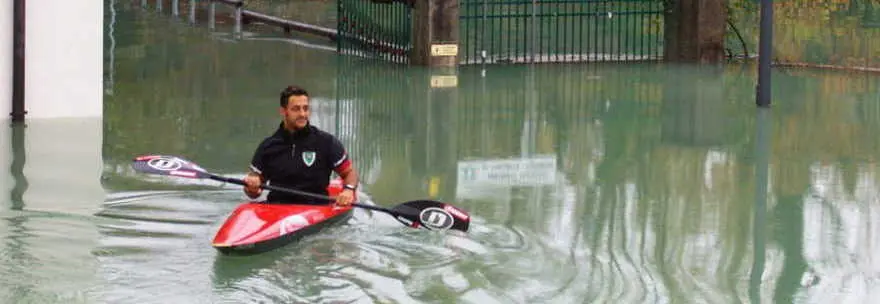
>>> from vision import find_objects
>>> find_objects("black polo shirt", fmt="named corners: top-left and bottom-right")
top-left (249, 123), bottom-right (351, 204)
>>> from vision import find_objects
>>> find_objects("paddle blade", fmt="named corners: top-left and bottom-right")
top-left (391, 200), bottom-right (470, 232)
top-left (131, 155), bottom-right (210, 179)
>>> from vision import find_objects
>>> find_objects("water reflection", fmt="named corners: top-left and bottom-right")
top-left (1, 121), bottom-right (103, 303)
top-left (750, 107), bottom-right (770, 304)
top-left (8, 123), bottom-right (26, 210)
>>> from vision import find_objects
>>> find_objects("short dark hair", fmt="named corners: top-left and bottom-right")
top-left (280, 85), bottom-right (309, 107)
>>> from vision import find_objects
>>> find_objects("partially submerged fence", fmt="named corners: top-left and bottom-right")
top-left (137, 0), bottom-right (702, 66)
top-left (337, 0), bottom-right (413, 63)
top-left (458, 0), bottom-right (665, 64)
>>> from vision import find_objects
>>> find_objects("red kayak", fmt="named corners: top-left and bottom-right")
top-left (211, 178), bottom-right (354, 255)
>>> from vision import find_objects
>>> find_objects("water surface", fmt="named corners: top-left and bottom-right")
top-left (2, 1), bottom-right (880, 303)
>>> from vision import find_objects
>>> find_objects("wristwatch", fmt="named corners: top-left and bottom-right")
top-left (343, 184), bottom-right (357, 191)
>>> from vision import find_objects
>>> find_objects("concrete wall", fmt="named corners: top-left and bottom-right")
top-left (0, 0), bottom-right (104, 119)
top-left (1, 2), bottom-right (11, 119)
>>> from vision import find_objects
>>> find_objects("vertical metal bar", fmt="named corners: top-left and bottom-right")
top-left (578, 1), bottom-right (583, 61)
top-left (603, 0), bottom-right (608, 60)
top-left (520, 1), bottom-right (526, 62)
top-left (173, 0), bottom-right (179, 16)
top-left (189, 0), bottom-right (196, 23)
top-left (462, 0), bottom-right (467, 64)
top-left (757, 0), bottom-right (773, 107)
top-left (141, 0), bottom-right (147, 8)
top-left (492, 0), bottom-right (497, 63)
top-left (379, 2), bottom-right (383, 61)
top-left (639, 2), bottom-right (645, 59)
top-left (624, 1), bottom-right (629, 60)
top-left (209, 2), bottom-right (216, 29)
top-left (538, 1), bottom-right (544, 62)
top-left (234, 2), bottom-right (243, 36)
top-left (530, 0), bottom-right (536, 62)
top-left (615, 0), bottom-right (620, 59)
top-left (612, 0), bottom-right (617, 59)
top-left (157, 0), bottom-right (162, 12)
top-left (506, 1), bottom-right (510, 61)
top-left (480, 0), bottom-right (487, 64)
top-left (12, 0), bottom-right (26, 121)
top-left (562, 3), bottom-right (574, 60)
top-left (593, 1), bottom-right (598, 61)
top-left (337, 0), bottom-right (342, 54)
top-left (554, 1), bottom-right (559, 62)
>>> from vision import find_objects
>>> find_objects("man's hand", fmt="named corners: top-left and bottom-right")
top-left (335, 188), bottom-right (356, 207)
top-left (243, 172), bottom-right (263, 199)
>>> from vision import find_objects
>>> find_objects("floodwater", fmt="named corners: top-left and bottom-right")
top-left (2, 1), bottom-right (880, 303)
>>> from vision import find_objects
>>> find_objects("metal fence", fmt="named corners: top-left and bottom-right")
top-left (336, 0), bottom-right (665, 65)
top-left (337, 0), bottom-right (413, 63)
top-left (459, 0), bottom-right (666, 64)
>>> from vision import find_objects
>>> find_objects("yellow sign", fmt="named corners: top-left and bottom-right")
top-left (430, 75), bottom-right (458, 88)
top-left (431, 44), bottom-right (459, 57)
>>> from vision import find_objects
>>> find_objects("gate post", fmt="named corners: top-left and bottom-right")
top-left (663, 0), bottom-right (727, 63)
top-left (411, 0), bottom-right (459, 66)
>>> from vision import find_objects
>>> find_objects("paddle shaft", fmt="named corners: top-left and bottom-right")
top-left (207, 174), bottom-right (394, 214)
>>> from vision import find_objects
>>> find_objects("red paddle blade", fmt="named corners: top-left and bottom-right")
top-left (131, 155), bottom-right (210, 179)
top-left (391, 200), bottom-right (470, 232)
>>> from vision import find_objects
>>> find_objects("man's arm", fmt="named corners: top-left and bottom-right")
top-left (328, 137), bottom-right (358, 191)
top-left (335, 165), bottom-right (358, 188)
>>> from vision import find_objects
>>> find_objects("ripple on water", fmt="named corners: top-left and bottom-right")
top-left (89, 190), bottom-right (596, 303)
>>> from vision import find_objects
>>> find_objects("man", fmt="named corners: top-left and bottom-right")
top-left (243, 85), bottom-right (358, 206)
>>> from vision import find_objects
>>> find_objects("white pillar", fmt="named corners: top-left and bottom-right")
top-left (1, 2), bottom-right (11, 119)
top-left (2, 1), bottom-right (105, 214)
top-left (25, 0), bottom-right (103, 119)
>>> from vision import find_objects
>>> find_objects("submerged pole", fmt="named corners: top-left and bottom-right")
top-left (209, 2), bottom-right (216, 29)
top-left (234, 2), bottom-right (243, 35)
top-left (12, 0), bottom-right (26, 122)
top-left (756, 0), bottom-right (773, 107)
top-left (189, 0), bottom-right (196, 23)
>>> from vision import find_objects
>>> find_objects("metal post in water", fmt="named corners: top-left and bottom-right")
top-left (234, 2), bottom-right (243, 36)
top-left (209, 2), bottom-right (216, 29)
top-left (189, 0), bottom-right (196, 23)
top-left (756, 0), bottom-right (773, 107)
top-left (12, 0), bottom-right (26, 122)
top-left (173, 0), bottom-right (179, 16)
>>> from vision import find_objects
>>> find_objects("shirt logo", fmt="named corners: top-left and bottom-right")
top-left (302, 151), bottom-right (316, 167)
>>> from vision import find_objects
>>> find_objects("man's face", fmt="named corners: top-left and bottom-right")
top-left (281, 95), bottom-right (310, 130)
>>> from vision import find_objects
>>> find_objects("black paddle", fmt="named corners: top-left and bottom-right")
top-left (130, 155), bottom-right (470, 232)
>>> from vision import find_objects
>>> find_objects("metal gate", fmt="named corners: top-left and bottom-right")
top-left (337, 0), bottom-right (414, 63)
top-left (459, 0), bottom-right (665, 64)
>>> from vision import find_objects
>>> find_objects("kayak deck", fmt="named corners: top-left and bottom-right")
top-left (211, 179), bottom-right (353, 255)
